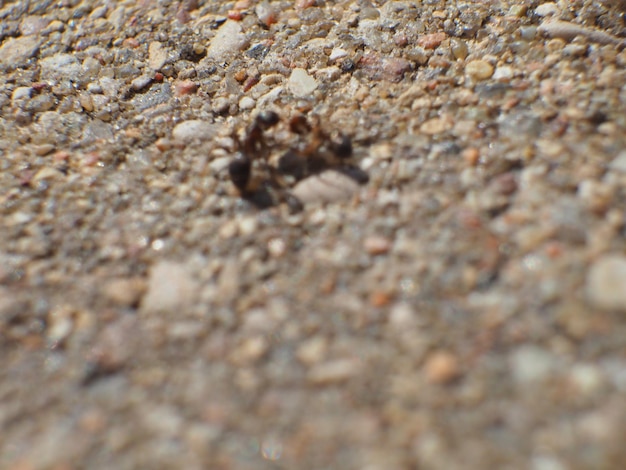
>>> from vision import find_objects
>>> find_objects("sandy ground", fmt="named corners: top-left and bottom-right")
top-left (1, 0), bottom-right (626, 468)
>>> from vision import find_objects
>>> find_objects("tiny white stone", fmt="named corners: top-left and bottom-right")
top-left (238, 96), bottom-right (256, 110)
top-left (609, 151), bottom-right (626, 173)
top-left (329, 48), bottom-right (348, 61)
top-left (287, 68), bottom-right (318, 97)
top-left (172, 120), bottom-right (218, 144)
top-left (586, 256), bottom-right (626, 312)
top-left (534, 2), bottom-right (559, 17)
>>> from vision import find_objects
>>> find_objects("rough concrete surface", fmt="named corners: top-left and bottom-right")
top-left (1, 0), bottom-right (626, 469)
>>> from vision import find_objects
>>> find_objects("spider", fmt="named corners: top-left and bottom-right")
top-left (227, 110), bottom-right (363, 212)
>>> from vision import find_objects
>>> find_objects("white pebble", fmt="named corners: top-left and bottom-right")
top-left (287, 68), bottom-right (318, 97)
top-left (586, 256), bottom-right (626, 312)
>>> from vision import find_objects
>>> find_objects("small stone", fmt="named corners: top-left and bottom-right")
top-left (141, 261), bottom-right (199, 314)
top-left (287, 68), bottom-right (318, 97)
top-left (538, 20), bottom-right (624, 46)
top-left (329, 48), bottom-right (348, 61)
top-left (174, 80), bottom-right (198, 96)
top-left (420, 116), bottom-right (453, 135)
top-left (534, 3), bottom-right (559, 17)
top-left (586, 256), bottom-right (626, 312)
top-left (20, 16), bottom-right (50, 36)
top-left (148, 41), bottom-right (169, 70)
top-left (82, 57), bottom-right (102, 76)
top-left (296, 337), bottom-right (327, 365)
top-left (388, 302), bottom-right (415, 328)
top-left (33, 167), bottom-right (63, 182)
top-left (206, 20), bottom-right (248, 60)
top-left (569, 364), bottom-right (605, 397)
top-left (12, 87), bottom-right (33, 102)
top-left (131, 74), bottom-right (153, 91)
top-left (493, 66), bottom-right (514, 81)
top-left (292, 169), bottom-right (361, 205)
top-left (418, 32), bottom-right (447, 50)
top-left (102, 278), bottom-right (147, 307)
top-left (315, 66), bottom-right (341, 82)
top-left (0, 36), bottom-right (41, 66)
top-left (510, 345), bottom-right (557, 383)
top-left (609, 152), bottom-right (626, 173)
top-left (34, 144), bottom-right (55, 156)
top-left (307, 359), bottom-right (361, 385)
top-left (230, 336), bottom-right (268, 365)
top-left (424, 351), bottom-right (460, 385)
top-left (40, 53), bottom-right (81, 80)
top-left (465, 60), bottom-right (494, 80)
top-left (450, 39), bottom-right (468, 60)
top-left (363, 236), bottom-right (392, 255)
top-left (238, 96), bottom-right (255, 110)
top-left (256, 1), bottom-right (277, 26)
top-left (79, 93), bottom-right (94, 112)
top-left (172, 120), bottom-right (218, 144)
top-left (85, 316), bottom-right (137, 379)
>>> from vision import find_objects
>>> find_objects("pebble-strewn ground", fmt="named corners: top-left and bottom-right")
top-left (1, 0), bottom-right (626, 468)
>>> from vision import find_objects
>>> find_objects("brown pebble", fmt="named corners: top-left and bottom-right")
top-left (101, 277), bottom-right (147, 308)
top-left (424, 350), bottom-right (461, 385)
top-left (122, 37), bottom-right (140, 48)
top-left (418, 32), bottom-right (447, 50)
top-left (234, 69), bottom-right (247, 82)
top-left (175, 80), bottom-right (198, 96)
top-left (462, 147), bottom-right (480, 166)
top-left (227, 10), bottom-right (243, 21)
top-left (370, 291), bottom-right (392, 308)
top-left (363, 236), bottom-right (392, 255)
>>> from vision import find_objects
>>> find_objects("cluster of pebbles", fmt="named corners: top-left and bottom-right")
top-left (1, 0), bottom-right (626, 468)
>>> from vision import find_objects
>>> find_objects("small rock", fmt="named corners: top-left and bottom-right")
top-left (206, 20), bottom-right (248, 60)
top-left (141, 261), bottom-right (199, 314)
top-left (450, 39), bottom-right (468, 60)
top-left (85, 315), bottom-right (137, 381)
top-left (493, 66), bottom-right (514, 81)
top-left (388, 302), bottom-right (415, 328)
top-left (101, 277), bottom-right (147, 307)
top-left (292, 169), bottom-right (361, 205)
top-left (534, 2), bottom-right (559, 17)
top-left (538, 20), bottom-right (624, 46)
top-left (329, 48), bottom-right (348, 61)
top-left (510, 345), bottom-right (558, 383)
top-left (20, 16), bottom-right (50, 36)
top-left (130, 74), bottom-right (153, 91)
top-left (609, 151), bottom-right (626, 173)
top-left (363, 236), bottom-right (392, 255)
top-left (287, 68), bottom-right (318, 97)
top-left (12, 87), bottom-right (33, 102)
top-left (40, 53), bottom-right (81, 79)
top-left (0, 36), bottom-right (41, 66)
top-left (569, 364), bottom-right (605, 397)
top-left (230, 336), bottom-right (269, 365)
top-left (465, 60), bottom-right (494, 80)
top-left (148, 41), bottom-right (169, 70)
top-left (424, 351), bottom-right (460, 385)
top-left (586, 256), bottom-right (626, 312)
top-left (238, 96), bottom-right (255, 109)
top-left (420, 116), bottom-right (453, 135)
top-left (296, 337), bottom-right (327, 365)
top-left (174, 80), bottom-right (198, 96)
top-left (417, 32), bottom-right (447, 50)
top-left (315, 66), bottom-right (341, 82)
top-left (172, 120), bottom-right (218, 144)
top-left (308, 359), bottom-right (361, 385)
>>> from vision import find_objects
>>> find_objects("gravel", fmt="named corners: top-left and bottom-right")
top-left (1, 0), bottom-right (626, 469)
